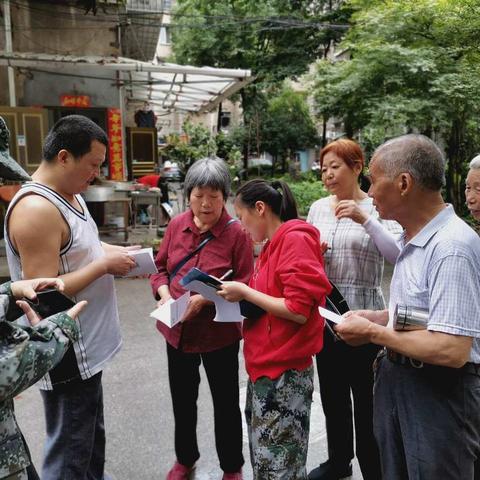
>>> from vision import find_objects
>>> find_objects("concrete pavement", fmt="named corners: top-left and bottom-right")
top-left (13, 276), bottom-right (370, 480)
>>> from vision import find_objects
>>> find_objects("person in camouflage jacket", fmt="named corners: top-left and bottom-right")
top-left (0, 278), bottom-right (85, 480)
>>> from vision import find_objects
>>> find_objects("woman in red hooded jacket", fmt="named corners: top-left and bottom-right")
top-left (218, 179), bottom-right (331, 480)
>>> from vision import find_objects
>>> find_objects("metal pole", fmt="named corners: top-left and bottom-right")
top-left (4, 0), bottom-right (17, 106)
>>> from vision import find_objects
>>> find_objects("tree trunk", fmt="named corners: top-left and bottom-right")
top-left (240, 90), bottom-right (249, 171)
top-left (322, 116), bottom-right (328, 147)
top-left (281, 151), bottom-right (288, 174)
top-left (445, 115), bottom-right (466, 212)
top-left (255, 110), bottom-right (261, 157)
top-left (344, 116), bottom-right (354, 139)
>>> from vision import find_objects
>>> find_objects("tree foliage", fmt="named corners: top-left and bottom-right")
top-left (163, 121), bottom-right (216, 171)
top-left (211, 86), bottom-right (318, 174)
top-left (312, 0), bottom-right (480, 210)
top-left (261, 86), bottom-right (319, 170)
top-left (171, 0), bottom-right (351, 167)
top-left (172, 0), bottom-right (350, 86)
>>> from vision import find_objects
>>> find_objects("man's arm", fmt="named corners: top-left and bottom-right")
top-left (101, 241), bottom-right (141, 258)
top-left (9, 195), bottom-right (135, 295)
top-left (336, 315), bottom-right (472, 368)
top-left (373, 325), bottom-right (472, 368)
top-left (338, 245), bottom-right (480, 368)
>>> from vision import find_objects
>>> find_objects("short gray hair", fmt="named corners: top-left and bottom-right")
top-left (469, 154), bottom-right (480, 170)
top-left (372, 134), bottom-right (445, 191)
top-left (184, 157), bottom-right (231, 200)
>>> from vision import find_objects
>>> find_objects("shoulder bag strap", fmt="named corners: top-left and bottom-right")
top-left (169, 218), bottom-right (237, 281)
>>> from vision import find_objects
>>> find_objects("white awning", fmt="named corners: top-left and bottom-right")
top-left (0, 52), bottom-right (253, 113)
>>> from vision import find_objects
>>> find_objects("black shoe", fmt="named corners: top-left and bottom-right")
top-left (308, 460), bottom-right (352, 480)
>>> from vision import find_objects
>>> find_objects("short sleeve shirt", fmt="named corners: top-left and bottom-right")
top-left (389, 205), bottom-right (480, 363)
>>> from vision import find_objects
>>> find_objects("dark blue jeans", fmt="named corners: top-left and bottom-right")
top-left (40, 372), bottom-right (106, 480)
top-left (374, 356), bottom-right (480, 479)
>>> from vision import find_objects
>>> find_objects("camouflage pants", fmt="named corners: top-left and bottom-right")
top-left (4, 469), bottom-right (27, 480)
top-left (245, 366), bottom-right (314, 480)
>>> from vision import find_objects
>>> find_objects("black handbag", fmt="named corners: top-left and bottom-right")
top-left (325, 281), bottom-right (349, 315)
top-left (324, 281), bottom-right (349, 341)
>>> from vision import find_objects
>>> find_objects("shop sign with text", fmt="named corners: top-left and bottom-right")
top-left (107, 108), bottom-right (124, 180)
top-left (60, 95), bottom-right (91, 108)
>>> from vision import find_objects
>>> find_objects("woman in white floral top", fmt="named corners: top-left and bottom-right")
top-left (307, 139), bottom-right (402, 480)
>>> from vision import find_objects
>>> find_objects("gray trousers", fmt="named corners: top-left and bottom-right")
top-left (374, 355), bottom-right (480, 479)
top-left (40, 372), bottom-right (106, 480)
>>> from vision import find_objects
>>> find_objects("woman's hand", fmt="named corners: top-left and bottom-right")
top-left (11, 278), bottom-right (65, 301)
top-left (217, 281), bottom-right (249, 303)
top-left (335, 200), bottom-right (368, 225)
top-left (157, 285), bottom-right (171, 307)
top-left (16, 299), bottom-right (87, 327)
top-left (320, 241), bottom-right (329, 255)
top-left (157, 296), bottom-right (172, 307)
top-left (181, 294), bottom-right (208, 322)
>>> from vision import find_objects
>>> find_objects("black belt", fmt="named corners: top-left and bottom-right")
top-left (385, 349), bottom-right (480, 375)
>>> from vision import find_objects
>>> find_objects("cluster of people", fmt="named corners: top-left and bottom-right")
top-left (1, 113), bottom-right (480, 480)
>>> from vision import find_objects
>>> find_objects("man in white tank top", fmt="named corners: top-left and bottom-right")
top-left (5, 115), bottom-right (137, 480)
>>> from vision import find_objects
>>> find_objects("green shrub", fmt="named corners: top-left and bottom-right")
top-left (287, 180), bottom-right (328, 217)
top-left (272, 174), bottom-right (328, 217)
top-left (240, 172), bottom-right (328, 217)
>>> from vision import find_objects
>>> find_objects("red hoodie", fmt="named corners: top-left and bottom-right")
top-left (243, 219), bottom-right (332, 382)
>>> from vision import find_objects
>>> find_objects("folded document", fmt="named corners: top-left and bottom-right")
top-left (150, 291), bottom-right (190, 328)
top-left (179, 268), bottom-right (241, 322)
top-left (126, 247), bottom-right (158, 277)
top-left (179, 267), bottom-right (266, 320)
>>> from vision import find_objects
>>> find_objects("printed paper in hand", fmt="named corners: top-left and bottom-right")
top-left (319, 306), bottom-right (345, 325)
top-left (125, 248), bottom-right (158, 277)
top-left (150, 291), bottom-right (190, 328)
top-left (183, 280), bottom-right (244, 323)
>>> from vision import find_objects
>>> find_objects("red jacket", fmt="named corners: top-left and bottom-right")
top-left (243, 219), bottom-right (331, 382)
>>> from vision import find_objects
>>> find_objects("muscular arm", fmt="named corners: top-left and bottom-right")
top-left (8, 196), bottom-right (133, 296)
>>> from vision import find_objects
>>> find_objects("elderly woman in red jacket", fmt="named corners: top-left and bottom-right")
top-left (150, 158), bottom-right (253, 480)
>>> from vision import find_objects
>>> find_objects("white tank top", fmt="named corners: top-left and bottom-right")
top-left (4, 182), bottom-right (122, 389)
